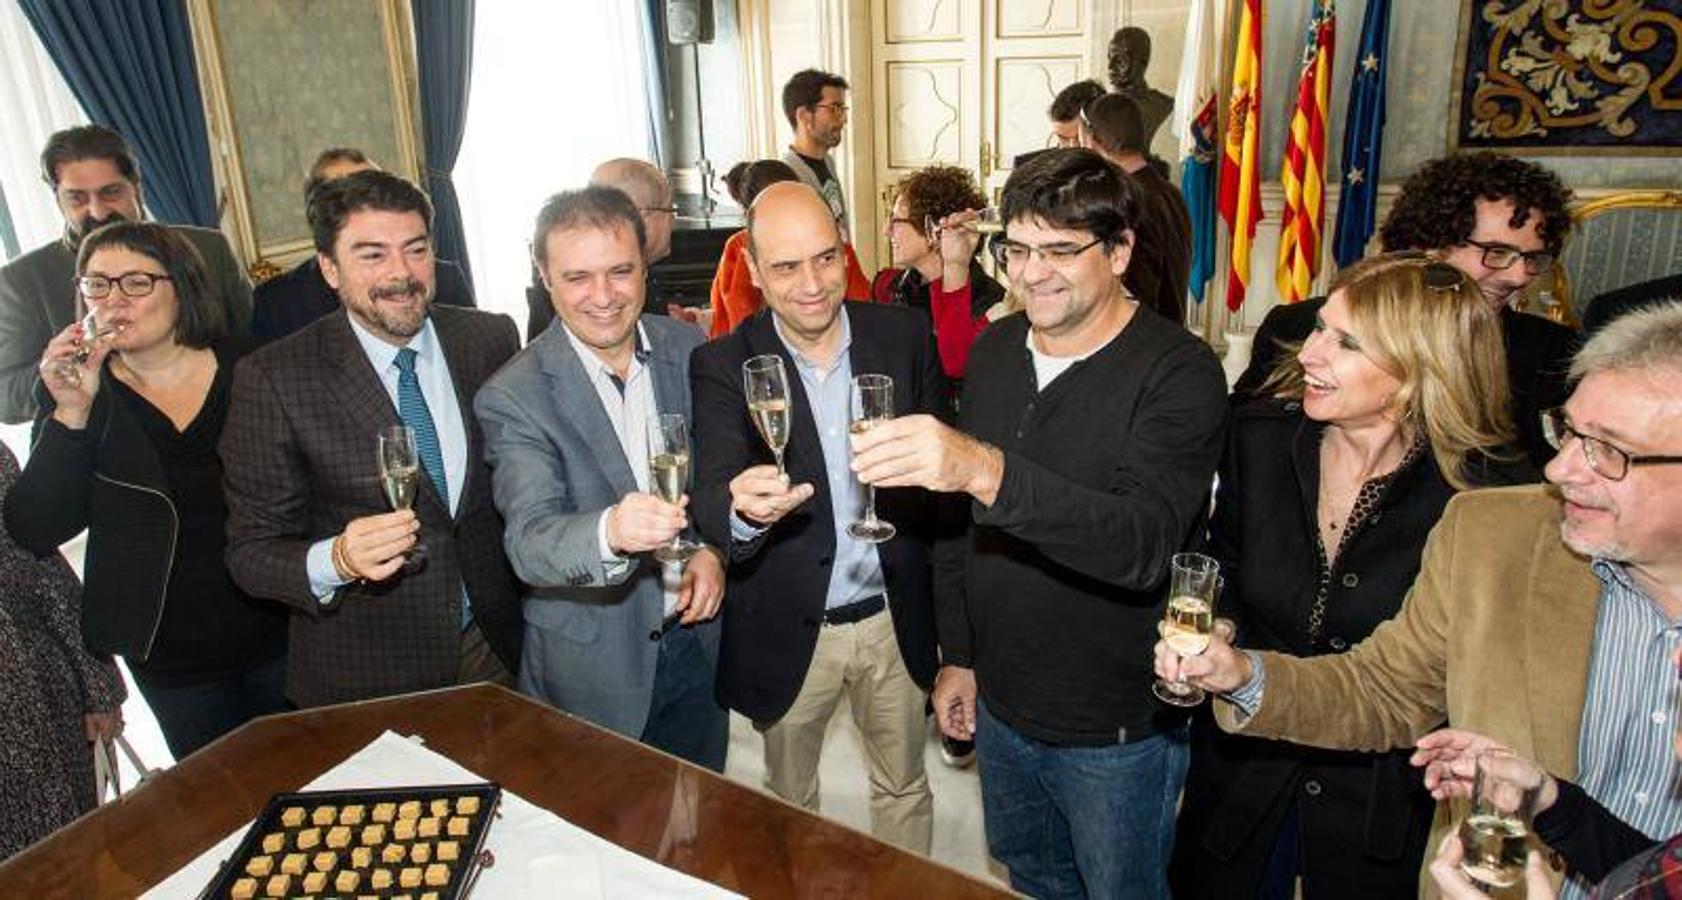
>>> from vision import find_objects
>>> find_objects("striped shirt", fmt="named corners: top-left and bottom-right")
top-left (1566, 559), bottom-right (1682, 899)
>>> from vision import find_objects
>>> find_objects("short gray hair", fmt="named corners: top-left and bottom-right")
top-left (1571, 299), bottom-right (1682, 383)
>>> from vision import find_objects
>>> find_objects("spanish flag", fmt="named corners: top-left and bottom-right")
top-left (1276, 1), bottom-right (1337, 303)
top-left (1219, 0), bottom-right (1264, 313)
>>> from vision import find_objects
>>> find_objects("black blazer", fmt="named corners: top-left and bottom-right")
top-left (252, 257), bottom-right (476, 342)
top-left (1233, 297), bottom-right (1578, 468)
top-left (221, 307), bottom-right (522, 707)
top-left (690, 302), bottom-right (948, 722)
top-left (4, 338), bottom-right (280, 662)
top-left (1171, 401), bottom-right (1537, 895)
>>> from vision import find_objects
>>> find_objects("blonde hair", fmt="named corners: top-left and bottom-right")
top-left (1262, 253), bottom-right (1517, 489)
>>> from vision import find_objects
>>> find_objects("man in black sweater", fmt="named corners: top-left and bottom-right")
top-left (1082, 92), bottom-right (1191, 325)
top-left (852, 149), bottom-right (1227, 899)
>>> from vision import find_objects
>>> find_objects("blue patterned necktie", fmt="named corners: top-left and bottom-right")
top-left (394, 347), bottom-right (448, 504)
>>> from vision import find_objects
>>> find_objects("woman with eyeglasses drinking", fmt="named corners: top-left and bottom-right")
top-left (1165, 253), bottom-right (1539, 899)
top-left (4, 222), bottom-right (287, 760)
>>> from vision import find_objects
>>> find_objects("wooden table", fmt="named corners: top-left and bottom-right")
top-left (0, 685), bottom-right (1010, 898)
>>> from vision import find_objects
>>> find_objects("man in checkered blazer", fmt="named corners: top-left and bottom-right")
top-left (221, 171), bottom-right (522, 707)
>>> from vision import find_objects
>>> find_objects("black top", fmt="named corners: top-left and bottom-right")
top-left (1535, 777), bottom-right (1658, 884)
top-left (1582, 272), bottom-right (1682, 337)
top-left (252, 256), bottom-right (476, 342)
top-left (1123, 165), bottom-right (1193, 326)
top-left (795, 151), bottom-right (834, 185)
top-left (1233, 297), bottom-right (1579, 468)
top-left (936, 307), bottom-right (1228, 745)
top-left (4, 340), bottom-right (286, 686)
top-left (1171, 402), bottom-right (1536, 892)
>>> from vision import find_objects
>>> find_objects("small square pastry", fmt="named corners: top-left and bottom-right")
top-left (372, 802), bottom-right (396, 823)
top-left (447, 816), bottom-right (470, 837)
top-left (350, 846), bottom-right (373, 869)
top-left (263, 873), bottom-right (290, 897)
top-left (311, 805), bottom-right (337, 826)
top-left (295, 828), bottom-right (320, 850)
top-left (333, 869), bottom-right (360, 892)
top-left (312, 851), bottom-right (336, 872)
top-left (229, 877), bottom-right (257, 900)
top-left (429, 798), bottom-right (451, 817)
top-left (392, 818), bottom-right (417, 840)
top-left (397, 800), bottom-right (421, 820)
top-left (416, 817), bottom-right (440, 838)
top-left (360, 823), bottom-right (386, 845)
top-left (410, 842), bottom-right (431, 863)
top-left (399, 866), bottom-right (423, 888)
top-left (339, 804), bottom-right (365, 825)
top-left (279, 853), bottom-right (307, 875)
top-left (244, 856), bottom-right (273, 877)
top-left (370, 868), bottom-right (394, 889)
top-left (260, 833), bottom-right (285, 855)
top-left (437, 841), bottom-right (459, 862)
top-left (325, 825), bottom-right (351, 848)
top-left (424, 863), bottom-right (449, 886)
top-left (279, 807), bottom-right (306, 828)
top-left (421, 893), bottom-right (441, 900)
top-left (455, 795), bottom-right (480, 815)
top-left (381, 842), bottom-right (407, 864)
top-left (301, 871), bottom-right (328, 893)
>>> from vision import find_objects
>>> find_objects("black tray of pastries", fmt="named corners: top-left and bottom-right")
top-left (200, 782), bottom-right (502, 899)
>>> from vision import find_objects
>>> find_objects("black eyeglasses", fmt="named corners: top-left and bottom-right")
top-left (991, 235), bottom-right (1106, 269)
top-left (1541, 407), bottom-right (1682, 481)
top-left (810, 102), bottom-right (849, 114)
top-left (76, 271), bottom-right (172, 299)
top-left (1464, 239), bottom-right (1554, 276)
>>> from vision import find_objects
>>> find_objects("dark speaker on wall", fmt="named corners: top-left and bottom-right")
top-left (666, 0), bottom-right (714, 45)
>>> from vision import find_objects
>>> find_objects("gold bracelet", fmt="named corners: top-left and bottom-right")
top-left (330, 533), bottom-right (361, 583)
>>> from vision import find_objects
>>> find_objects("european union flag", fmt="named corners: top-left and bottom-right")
top-left (1331, 0), bottom-right (1392, 268)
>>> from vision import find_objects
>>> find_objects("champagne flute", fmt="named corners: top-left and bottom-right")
top-left (57, 308), bottom-right (123, 386)
top-left (1152, 552), bottom-right (1220, 706)
top-left (846, 373), bottom-right (896, 543)
top-left (924, 206), bottom-right (1004, 240)
top-left (377, 425), bottom-right (427, 569)
top-left (647, 412), bottom-right (700, 563)
top-left (743, 354), bottom-right (791, 476)
top-left (1458, 752), bottom-right (1545, 889)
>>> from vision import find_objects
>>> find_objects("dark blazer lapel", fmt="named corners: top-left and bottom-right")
top-left (1523, 500), bottom-right (1599, 781)
top-left (432, 309), bottom-right (488, 520)
top-left (647, 322), bottom-right (690, 420)
top-left (320, 310), bottom-right (402, 435)
top-left (538, 326), bottom-right (640, 499)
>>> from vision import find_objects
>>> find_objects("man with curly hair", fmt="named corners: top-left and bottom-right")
top-left (874, 164), bottom-right (1006, 388)
top-left (1235, 151), bottom-right (1580, 465)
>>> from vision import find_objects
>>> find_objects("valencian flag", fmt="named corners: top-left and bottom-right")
top-left (1172, 0), bottom-right (1226, 305)
top-left (1276, 0), bottom-right (1336, 304)
top-left (1331, 0), bottom-right (1392, 267)
top-left (1218, 0), bottom-right (1264, 312)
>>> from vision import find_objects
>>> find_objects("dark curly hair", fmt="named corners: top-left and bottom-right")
top-left (1378, 152), bottom-right (1573, 256)
top-left (895, 165), bottom-right (987, 238)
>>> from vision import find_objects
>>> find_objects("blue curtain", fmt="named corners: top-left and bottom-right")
top-left (18, 0), bottom-right (218, 228)
top-left (640, 0), bottom-right (672, 168)
top-left (411, 0), bottom-right (476, 288)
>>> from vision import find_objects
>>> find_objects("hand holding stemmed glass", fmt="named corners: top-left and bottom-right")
top-left (1152, 553), bottom-right (1222, 706)
top-left (846, 373), bottom-right (896, 543)
top-left (646, 412), bottom-right (701, 563)
top-left (377, 425), bottom-right (428, 571)
top-left (39, 303), bottom-right (125, 426)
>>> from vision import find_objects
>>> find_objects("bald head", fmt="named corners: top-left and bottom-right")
top-left (744, 182), bottom-right (848, 351)
top-left (590, 158), bottom-right (674, 262)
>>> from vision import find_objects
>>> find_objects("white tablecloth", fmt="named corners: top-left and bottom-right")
top-left (143, 730), bottom-right (744, 899)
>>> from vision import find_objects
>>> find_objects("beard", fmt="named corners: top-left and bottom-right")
top-left (75, 211), bottom-right (130, 245)
top-left (356, 277), bottom-right (432, 339)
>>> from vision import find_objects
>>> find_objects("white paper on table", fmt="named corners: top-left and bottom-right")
top-left (143, 729), bottom-right (744, 899)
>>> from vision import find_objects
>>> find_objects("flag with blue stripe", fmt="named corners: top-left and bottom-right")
top-left (1331, 0), bottom-right (1392, 268)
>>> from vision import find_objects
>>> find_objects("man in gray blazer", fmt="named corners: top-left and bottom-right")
top-left (0, 125), bottom-right (252, 423)
top-left (475, 186), bottom-right (727, 770)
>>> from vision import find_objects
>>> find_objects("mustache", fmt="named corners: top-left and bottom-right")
top-left (370, 278), bottom-right (426, 301)
top-left (76, 212), bottom-right (129, 239)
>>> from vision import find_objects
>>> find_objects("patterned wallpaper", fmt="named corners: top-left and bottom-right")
top-left (214, 0), bottom-right (403, 250)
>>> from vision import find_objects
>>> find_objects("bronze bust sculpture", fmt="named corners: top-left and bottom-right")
top-left (1108, 27), bottom-right (1174, 150)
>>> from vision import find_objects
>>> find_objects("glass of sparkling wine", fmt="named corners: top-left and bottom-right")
top-left (377, 425), bottom-right (427, 568)
top-left (743, 354), bottom-right (791, 476)
top-left (57, 308), bottom-right (122, 386)
top-left (1152, 552), bottom-right (1220, 706)
top-left (1458, 751), bottom-right (1545, 889)
top-left (846, 373), bottom-right (896, 543)
top-left (647, 412), bottom-right (700, 563)
top-left (924, 206), bottom-right (1004, 242)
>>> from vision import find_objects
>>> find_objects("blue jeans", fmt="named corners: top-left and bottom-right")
top-left (976, 699), bottom-right (1189, 900)
top-left (131, 654), bottom-right (289, 761)
top-left (639, 624), bottom-right (728, 772)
